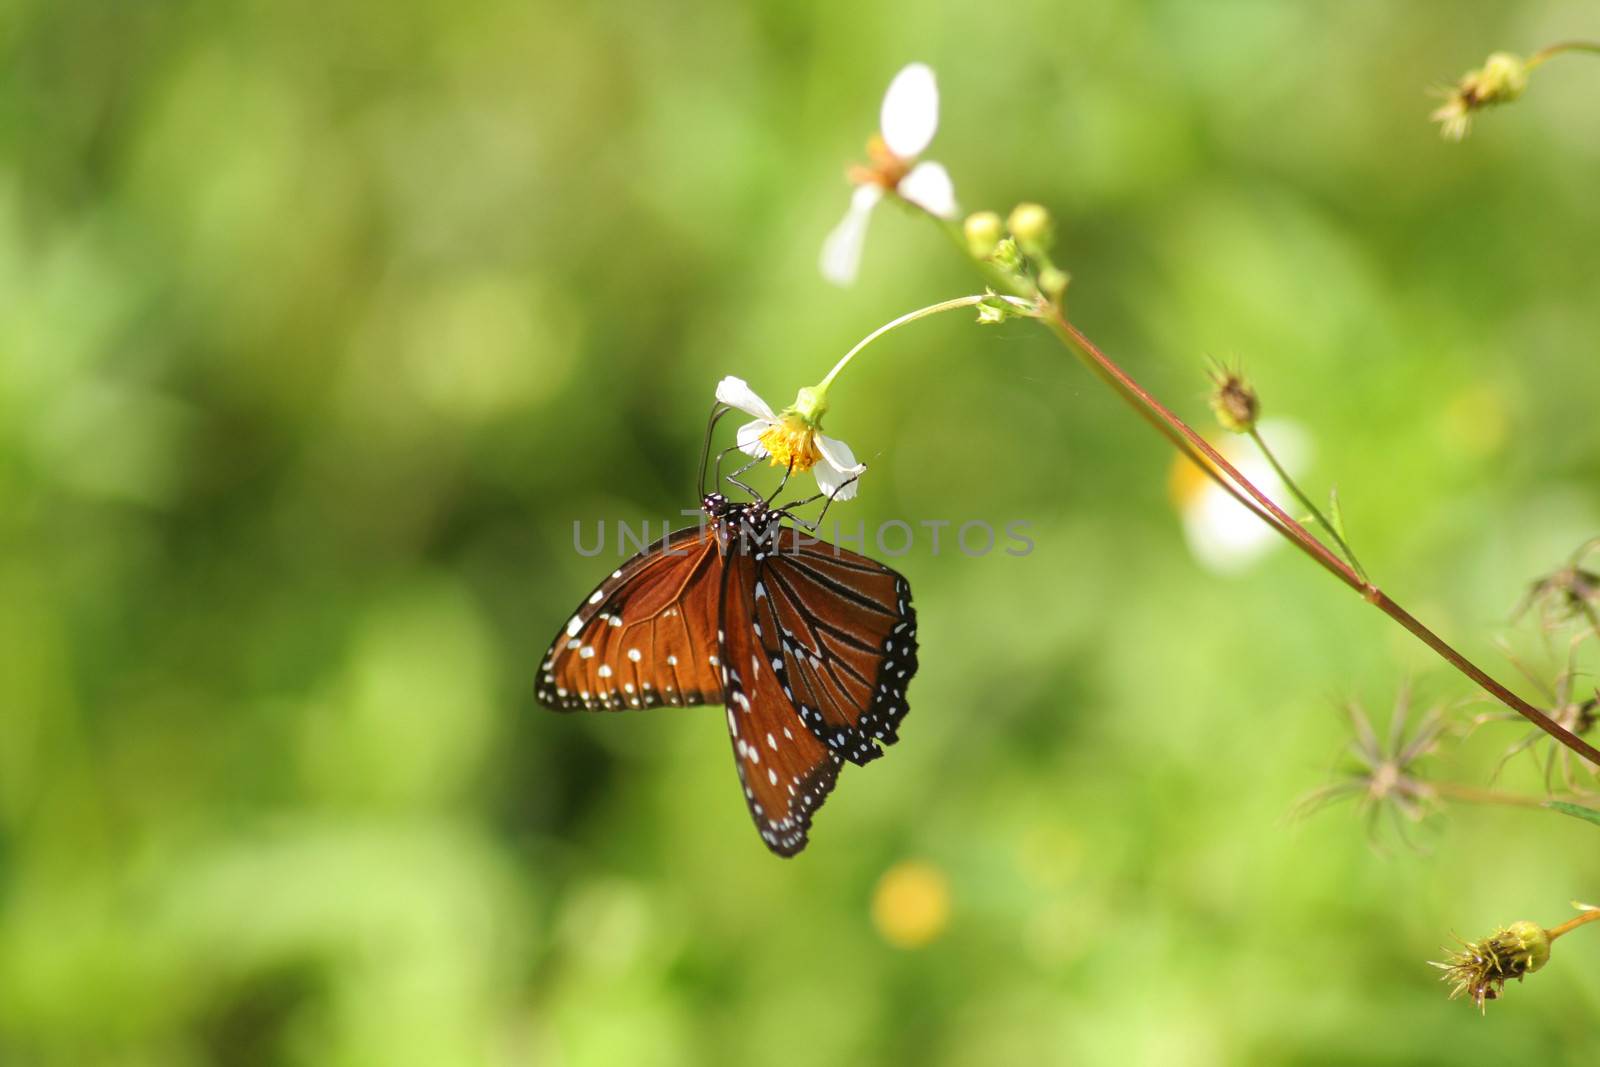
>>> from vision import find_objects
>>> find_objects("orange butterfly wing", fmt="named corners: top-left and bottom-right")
top-left (537, 525), bottom-right (725, 711)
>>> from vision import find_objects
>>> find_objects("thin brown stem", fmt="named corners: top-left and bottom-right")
top-left (1548, 908), bottom-right (1600, 941)
top-left (1055, 303), bottom-right (1600, 765)
top-left (1370, 592), bottom-right (1600, 765)
top-left (920, 205), bottom-right (1600, 767)
top-left (1044, 304), bottom-right (1364, 589)
top-left (1428, 781), bottom-right (1546, 808)
top-left (1247, 427), bottom-right (1368, 581)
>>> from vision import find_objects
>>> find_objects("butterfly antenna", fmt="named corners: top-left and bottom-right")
top-left (699, 402), bottom-right (731, 498)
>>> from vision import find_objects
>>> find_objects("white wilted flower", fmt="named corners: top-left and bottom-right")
top-left (820, 63), bottom-right (958, 286)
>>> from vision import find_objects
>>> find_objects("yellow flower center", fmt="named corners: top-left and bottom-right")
top-left (758, 415), bottom-right (822, 472)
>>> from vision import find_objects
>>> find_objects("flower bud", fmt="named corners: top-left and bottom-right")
top-left (1006, 202), bottom-right (1053, 255)
top-left (990, 236), bottom-right (1022, 274)
top-left (963, 211), bottom-right (1004, 259)
top-left (1475, 52), bottom-right (1529, 103)
top-left (1038, 266), bottom-right (1070, 302)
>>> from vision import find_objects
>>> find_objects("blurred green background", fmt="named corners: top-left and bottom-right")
top-left (4, 0), bottom-right (1600, 1064)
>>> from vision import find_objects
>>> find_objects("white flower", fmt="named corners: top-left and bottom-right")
top-left (820, 63), bottom-right (958, 286)
top-left (1170, 419), bottom-right (1311, 576)
top-left (715, 376), bottom-right (867, 501)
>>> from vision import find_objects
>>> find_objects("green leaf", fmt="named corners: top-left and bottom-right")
top-left (1328, 485), bottom-right (1349, 543)
top-left (1547, 800), bottom-right (1600, 827)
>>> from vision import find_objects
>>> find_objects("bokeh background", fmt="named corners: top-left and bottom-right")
top-left (4, 0), bottom-right (1600, 1063)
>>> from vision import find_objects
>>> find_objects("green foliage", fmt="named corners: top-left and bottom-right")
top-left (1547, 801), bottom-right (1600, 828)
top-left (2, 1), bottom-right (1599, 1064)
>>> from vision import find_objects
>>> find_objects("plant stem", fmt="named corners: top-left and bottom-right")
top-left (816, 294), bottom-right (1029, 393)
top-left (1428, 781), bottom-right (1546, 808)
top-left (1247, 427), bottom-right (1369, 581)
top-left (1548, 908), bottom-right (1600, 941)
top-left (1056, 311), bottom-right (1600, 766)
top-left (912, 205), bottom-right (1600, 768)
top-left (1527, 40), bottom-right (1600, 70)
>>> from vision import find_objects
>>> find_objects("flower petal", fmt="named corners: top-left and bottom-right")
top-left (715, 376), bottom-right (777, 421)
top-left (735, 418), bottom-right (771, 459)
top-left (813, 434), bottom-right (866, 500)
top-left (896, 161), bottom-right (957, 219)
top-left (819, 184), bottom-right (882, 286)
top-left (813, 455), bottom-right (865, 501)
top-left (880, 63), bottom-right (939, 159)
top-left (814, 433), bottom-right (865, 475)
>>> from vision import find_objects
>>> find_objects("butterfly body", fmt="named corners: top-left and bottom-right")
top-left (538, 491), bottom-right (918, 856)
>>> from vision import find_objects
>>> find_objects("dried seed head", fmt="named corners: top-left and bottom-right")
top-left (1431, 920), bottom-right (1551, 1012)
top-left (1208, 368), bottom-right (1260, 434)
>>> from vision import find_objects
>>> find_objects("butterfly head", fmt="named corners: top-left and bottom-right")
top-left (704, 494), bottom-right (780, 556)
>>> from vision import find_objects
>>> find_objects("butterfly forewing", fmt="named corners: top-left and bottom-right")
top-left (756, 528), bottom-right (918, 765)
top-left (537, 524), bottom-right (725, 711)
top-left (720, 547), bottom-right (843, 856)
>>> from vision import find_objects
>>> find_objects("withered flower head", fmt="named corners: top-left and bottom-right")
top-left (1294, 691), bottom-right (1444, 845)
top-left (1430, 920), bottom-right (1550, 1012)
top-left (1514, 537), bottom-right (1600, 631)
top-left (1474, 642), bottom-right (1600, 794)
top-left (1206, 363), bottom-right (1260, 434)
top-left (1431, 51), bottom-right (1530, 141)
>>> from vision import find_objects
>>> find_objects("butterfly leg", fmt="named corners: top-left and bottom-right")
top-left (724, 458), bottom-right (764, 501)
top-left (811, 472), bottom-right (863, 527)
top-left (716, 449), bottom-right (760, 497)
top-left (764, 459), bottom-right (796, 506)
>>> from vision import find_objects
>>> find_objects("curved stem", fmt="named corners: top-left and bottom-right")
top-left (817, 294), bottom-right (1030, 393)
top-left (1528, 40), bottom-right (1600, 70)
top-left (1549, 908), bottom-right (1600, 941)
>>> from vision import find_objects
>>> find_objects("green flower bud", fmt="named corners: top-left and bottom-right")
top-left (1038, 266), bottom-right (1070, 302)
top-left (990, 236), bottom-right (1022, 274)
top-left (963, 211), bottom-right (1004, 259)
top-left (1006, 202), bottom-right (1053, 255)
top-left (1476, 52), bottom-right (1529, 102)
top-left (1431, 51), bottom-right (1530, 141)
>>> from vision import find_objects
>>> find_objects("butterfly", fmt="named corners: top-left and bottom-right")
top-left (535, 407), bottom-right (919, 856)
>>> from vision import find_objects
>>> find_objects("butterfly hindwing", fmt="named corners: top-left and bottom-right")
top-left (537, 524), bottom-right (725, 711)
top-left (719, 546), bottom-right (843, 857)
top-left (756, 528), bottom-right (918, 765)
